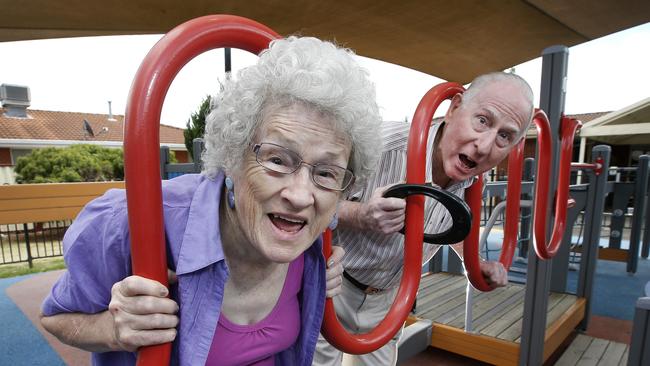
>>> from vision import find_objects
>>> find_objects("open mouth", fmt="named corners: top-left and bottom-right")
top-left (269, 214), bottom-right (306, 233)
top-left (459, 154), bottom-right (477, 169)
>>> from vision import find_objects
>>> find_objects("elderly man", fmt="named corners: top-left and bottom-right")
top-left (315, 72), bottom-right (535, 365)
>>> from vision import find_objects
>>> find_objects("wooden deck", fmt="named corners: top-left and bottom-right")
top-left (408, 272), bottom-right (586, 366)
top-left (555, 334), bottom-right (629, 365)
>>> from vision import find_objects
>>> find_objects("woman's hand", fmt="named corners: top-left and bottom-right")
top-left (325, 245), bottom-right (345, 298)
top-left (108, 275), bottom-right (179, 352)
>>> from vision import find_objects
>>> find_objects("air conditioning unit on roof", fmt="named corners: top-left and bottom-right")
top-left (0, 84), bottom-right (31, 107)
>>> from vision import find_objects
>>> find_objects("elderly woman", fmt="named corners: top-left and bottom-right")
top-left (40, 36), bottom-right (382, 365)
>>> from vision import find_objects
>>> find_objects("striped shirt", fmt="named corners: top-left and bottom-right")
top-left (338, 120), bottom-right (474, 289)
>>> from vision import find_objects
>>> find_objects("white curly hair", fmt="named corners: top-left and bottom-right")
top-left (202, 36), bottom-right (383, 186)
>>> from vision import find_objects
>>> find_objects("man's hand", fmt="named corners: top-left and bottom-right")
top-left (325, 246), bottom-right (345, 298)
top-left (358, 184), bottom-right (406, 234)
top-left (479, 261), bottom-right (508, 288)
top-left (108, 275), bottom-right (179, 352)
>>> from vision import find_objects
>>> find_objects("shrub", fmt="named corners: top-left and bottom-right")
top-left (15, 145), bottom-right (124, 183)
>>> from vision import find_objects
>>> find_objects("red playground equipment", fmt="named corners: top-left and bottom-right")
top-left (123, 15), bottom-right (278, 366)
top-left (124, 15), bottom-right (582, 363)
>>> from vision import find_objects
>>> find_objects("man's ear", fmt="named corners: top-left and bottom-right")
top-left (445, 93), bottom-right (463, 120)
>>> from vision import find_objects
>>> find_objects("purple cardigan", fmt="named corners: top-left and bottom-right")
top-left (42, 173), bottom-right (326, 365)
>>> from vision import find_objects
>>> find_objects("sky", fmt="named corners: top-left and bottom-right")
top-left (0, 22), bottom-right (649, 130)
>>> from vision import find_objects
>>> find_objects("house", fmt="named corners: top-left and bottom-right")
top-left (0, 84), bottom-right (188, 184)
top-left (578, 97), bottom-right (650, 168)
top-left (493, 103), bottom-right (650, 180)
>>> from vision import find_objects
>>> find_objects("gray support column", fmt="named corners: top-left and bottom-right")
top-left (629, 156), bottom-right (649, 271)
top-left (609, 183), bottom-right (634, 249)
top-left (577, 146), bottom-right (611, 330)
top-left (160, 145), bottom-right (170, 180)
top-left (628, 297), bottom-right (650, 366)
top-left (447, 248), bottom-right (464, 275)
top-left (429, 249), bottom-right (443, 273)
top-left (519, 45), bottom-right (567, 366)
top-left (643, 159), bottom-right (650, 259)
top-left (518, 158), bottom-right (535, 259)
top-left (551, 186), bottom-right (588, 292)
top-left (192, 138), bottom-right (204, 172)
top-left (224, 48), bottom-right (232, 73)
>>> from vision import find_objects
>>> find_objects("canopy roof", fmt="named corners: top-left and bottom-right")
top-left (580, 98), bottom-right (650, 146)
top-left (1, 1), bottom-right (649, 83)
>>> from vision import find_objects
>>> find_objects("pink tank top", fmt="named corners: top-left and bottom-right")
top-left (205, 254), bottom-right (304, 365)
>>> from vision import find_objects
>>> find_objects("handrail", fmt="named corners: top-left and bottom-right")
top-left (124, 15), bottom-right (278, 366)
top-left (321, 82), bottom-right (465, 354)
top-left (463, 135), bottom-right (525, 291)
top-left (533, 115), bottom-right (582, 259)
top-left (571, 159), bottom-right (603, 175)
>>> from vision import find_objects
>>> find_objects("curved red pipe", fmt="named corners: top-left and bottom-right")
top-left (124, 15), bottom-right (278, 366)
top-left (463, 137), bottom-right (525, 291)
top-left (320, 82), bottom-right (464, 354)
top-left (533, 115), bottom-right (582, 259)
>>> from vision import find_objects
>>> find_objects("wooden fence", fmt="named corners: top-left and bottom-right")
top-left (0, 181), bottom-right (124, 266)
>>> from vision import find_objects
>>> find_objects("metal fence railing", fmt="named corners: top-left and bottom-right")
top-left (0, 220), bottom-right (71, 267)
top-left (0, 181), bottom-right (125, 268)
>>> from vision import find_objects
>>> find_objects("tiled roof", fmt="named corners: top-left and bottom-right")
top-left (523, 111), bottom-right (611, 132)
top-left (0, 108), bottom-right (184, 144)
top-left (0, 108), bottom-right (610, 145)
top-left (566, 112), bottom-right (610, 124)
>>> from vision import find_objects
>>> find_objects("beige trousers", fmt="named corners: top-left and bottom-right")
top-left (313, 276), bottom-right (403, 366)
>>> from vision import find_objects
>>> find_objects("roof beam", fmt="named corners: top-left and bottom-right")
top-left (580, 123), bottom-right (650, 137)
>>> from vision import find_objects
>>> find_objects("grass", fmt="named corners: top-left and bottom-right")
top-left (0, 223), bottom-right (67, 278)
top-left (0, 257), bottom-right (66, 279)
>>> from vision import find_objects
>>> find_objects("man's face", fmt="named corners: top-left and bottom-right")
top-left (438, 80), bottom-right (530, 183)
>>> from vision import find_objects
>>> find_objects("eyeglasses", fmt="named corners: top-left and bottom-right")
top-left (253, 142), bottom-right (355, 191)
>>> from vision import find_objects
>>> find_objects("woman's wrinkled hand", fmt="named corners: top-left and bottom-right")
top-left (108, 275), bottom-right (179, 352)
top-left (325, 245), bottom-right (345, 298)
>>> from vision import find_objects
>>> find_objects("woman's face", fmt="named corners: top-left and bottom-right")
top-left (230, 102), bottom-right (351, 263)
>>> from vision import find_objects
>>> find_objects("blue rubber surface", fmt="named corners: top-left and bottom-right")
top-left (0, 274), bottom-right (65, 366)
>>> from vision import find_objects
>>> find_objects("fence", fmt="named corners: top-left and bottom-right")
top-left (0, 140), bottom-right (203, 267)
top-left (0, 181), bottom-right (124, 266)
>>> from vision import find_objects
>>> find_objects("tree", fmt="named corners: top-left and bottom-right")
top-left (14, 145), bottom-right (125, 183)
top-left (184, 95), bottom-right (212, 160)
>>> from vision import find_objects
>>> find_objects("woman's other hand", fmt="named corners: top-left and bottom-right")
top-left (325, 245), bottom-right (345, 298)
top-left (108, 275), bottom-right (179, 352)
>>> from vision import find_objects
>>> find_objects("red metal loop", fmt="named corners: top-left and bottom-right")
top-left (463, 137), bottom-right (525, 292)
top-left (124, 15), bottom-right (279, 366)
top-left (321, 82), bottom-right (464, 354)
top-left (533, 115), bottom-right (582, 259)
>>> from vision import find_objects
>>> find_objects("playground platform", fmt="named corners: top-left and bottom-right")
top-left (2, 252), bottom-right (646, 366)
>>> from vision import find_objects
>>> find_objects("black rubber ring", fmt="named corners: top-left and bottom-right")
top-left (382, 183), bottom-right (472, 244)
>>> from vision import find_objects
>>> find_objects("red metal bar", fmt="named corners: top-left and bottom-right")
top-left (321, 82), bottom-right (464, 354)
top-left (463, 137), bottom-right (525, 292)
top-left (124, 15), bottom-right (278, 366)
top-left (463, 175), bottom-right (487, 290)
top-left (533, 115), bottom-right (582, 259)
top-left (570, 161), bottom-right (603, 175)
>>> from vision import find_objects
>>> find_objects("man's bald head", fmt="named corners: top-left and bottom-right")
top-left (463, 72), bottom-right (535, 137)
